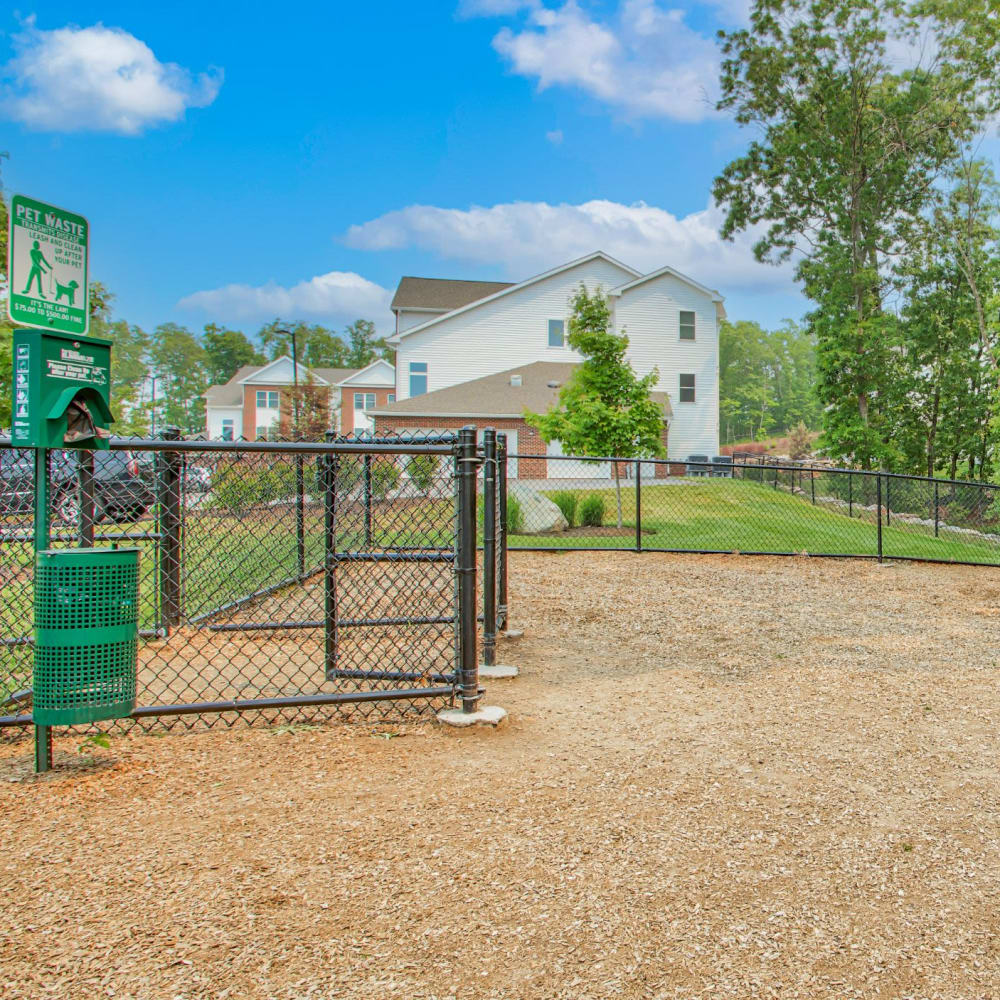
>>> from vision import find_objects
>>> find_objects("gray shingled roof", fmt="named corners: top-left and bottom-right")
top-left (390, 276), bottom-right (513, 313)
top-left (370, 362), bottom-right (673, 419)
top-left (204, 365), bottom-right (362, 407)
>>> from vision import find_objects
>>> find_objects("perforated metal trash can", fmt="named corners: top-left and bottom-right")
top-left (32, 547), bottom-right (140, 726)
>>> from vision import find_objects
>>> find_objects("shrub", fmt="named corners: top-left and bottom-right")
top-left (579, 494), bottom-right (605, 527)
top-left (787, 421), bottom-right (812, 461)
top-left (407, 454), bottom-right (440, 494)
top-left (551, 490), bottom-right (578, 527)
top-left (210, 461), bottom-right (296, 513)
top-left (506, 494), bottom-right (524, 535)
top-left (370, 458), bottom-right (401, 500)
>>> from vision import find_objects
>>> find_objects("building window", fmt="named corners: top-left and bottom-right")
top-left (409, 362), bottom-right (428, 397)
top-left (354, 392), bottom-right (376, 410)
top-left (679, 374), bottom-right (696, 403)
top-left (387, 393), bottom-right (395, 404)
top-left (221, 418), bottom-right (234, 442)
top-left (256, 390), bottom-right (279, 409)
top-left (679, 310), bottom-right (696, 341)
top-left (548, 319), bottom-right (565, 348)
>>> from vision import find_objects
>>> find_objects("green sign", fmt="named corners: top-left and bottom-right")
top-left (7, 194), bottom-right (89, 336)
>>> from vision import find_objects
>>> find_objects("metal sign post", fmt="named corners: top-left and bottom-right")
top-left (7, 194), bottom-right (97, 772)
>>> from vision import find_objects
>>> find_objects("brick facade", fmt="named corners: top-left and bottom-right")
top-left (372, 415), bottom-right (671, 479)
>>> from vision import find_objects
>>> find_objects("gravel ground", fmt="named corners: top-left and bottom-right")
top-left (3, 551), bottom-right (1000, 999)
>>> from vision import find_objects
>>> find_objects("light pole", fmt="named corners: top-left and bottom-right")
top-left (146, 374), bottom-right (162, 436)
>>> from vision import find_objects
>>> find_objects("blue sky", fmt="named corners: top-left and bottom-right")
top-left (1, 1), bottom-right (808, 337)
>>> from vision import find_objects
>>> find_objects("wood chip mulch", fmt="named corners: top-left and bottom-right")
top-left (3, 551), bottom-right (1000, 999)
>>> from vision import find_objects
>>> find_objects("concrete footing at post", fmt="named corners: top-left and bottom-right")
top-left (437, 705), bottom-right (508, 728)
top-left (500, 629), bottom-right (524, 640)
top-left (479, 663), bottom-right (519, 679)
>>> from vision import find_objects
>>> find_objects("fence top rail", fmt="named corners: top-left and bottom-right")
top-left (0, 435), bottom-right (458, 457)
top-left (507, 450), bottom-right (1000, 492)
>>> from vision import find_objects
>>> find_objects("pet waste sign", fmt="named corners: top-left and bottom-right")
top-left (7, 194), bottom-right (89, 336)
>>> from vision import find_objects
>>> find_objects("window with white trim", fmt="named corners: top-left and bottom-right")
top-left (354, 392), bottom-right (376, 410)
top-left (548, 319), bottom-right (565, 348)
top-left (679, 310), bottom-right (696, 341)
top-left (387, 393), bottom-right (395, 404)
top-left (221, 418), bottom-right (235, 442)
top-left (256, 390), bottom-right (279, 409)
top-left (679, 373), bottom-right (696, 403)
top-left (409, 362), bottom-right (428, 397)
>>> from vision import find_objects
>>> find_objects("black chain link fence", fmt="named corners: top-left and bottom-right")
top-left (504, 452), bottom-right (1000, 566)
top-left (1, 429), bottom-right (503, 737)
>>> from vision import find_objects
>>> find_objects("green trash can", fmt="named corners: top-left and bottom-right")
top-left (32, 547), bottom-right (140, 726)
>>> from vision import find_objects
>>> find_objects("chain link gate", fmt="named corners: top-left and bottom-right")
top-left (1, 430), bottom-right (484, 736)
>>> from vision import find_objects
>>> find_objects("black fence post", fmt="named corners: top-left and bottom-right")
top-left (323, 430), bottom-right (338, 679)
top-left (78, 449), bottom-right (95, 547)
top-left (810, 467), bottom-right (816, 505)
top-left (934, 481), bottom-right (939, 537)
top-left (457, 425), bottom-right (480, 714)
top-left (877, 473), bottom-right (884, 563)
top-left (295, 441), bottom-right (306, 579)
top-left (158, 426), bottom-right (183, 631)
top-left (482, 429), bottom-right (497, 668)
top-left (848, 472), bottom-right (853, 518)
top-left (886, 476), bottom-right (891, 526)
top-left (496, 432), bottom-right (509, 634)
top-left (635, 459), bottom-right (642, 553)
top-left (363, 453), bottom-right (373, 548)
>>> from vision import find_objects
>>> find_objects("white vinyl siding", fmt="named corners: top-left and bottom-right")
top-left (611, 271), bottom-right (719, 461)
top-left (394, 257), bottom-right (635, 401)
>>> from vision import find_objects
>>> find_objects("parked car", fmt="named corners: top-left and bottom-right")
top-left (0, 448), bottom-right (155, 525)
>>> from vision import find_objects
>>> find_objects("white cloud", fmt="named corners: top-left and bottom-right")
top-left (546, 128), bottom-right (563, 144)
top-left (492, 0), bottom-right (721, 122)
top-left (1, 21), bottom-right (222, 134)
top-left (343, 198), bottom-right (794, 293)
top-left (178, 271), bottom-right (393, 330)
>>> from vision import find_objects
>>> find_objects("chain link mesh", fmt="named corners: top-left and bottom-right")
top-left (1, 434), bottom-right (462, 737)
top-left (502, 452), bottom-right (1000, 565)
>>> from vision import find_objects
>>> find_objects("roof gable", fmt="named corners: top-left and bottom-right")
top-left (389, 252), bottom-right (641, 344)
top-left (336, 359), bottom-right (395, 387)
top-left (237, 356), bottom-right (329, 386)
top-left (609, 265), bottom-right (724, 303)
top-left (391, 276), bottom-right (513, 312)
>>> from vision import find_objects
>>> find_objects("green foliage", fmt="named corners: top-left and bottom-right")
top-left (579, 494), bottom-right (605, 527)
top-left (714, 0), bottom-right (1000, 470)
top-left (210, 461), bottom-right (296, 513)
top-left (407, 454), bottom-right (440, 494)
top-left (787, 422), bottom-right (813, 461)
top-left (505, 494), bottom-right (524, 535)
top-left (527, 285), bottom-right (665, 525)
top-left (551, 490), bottom-right (578, 527)
top-left (150, 323), bottom-right (209, 434)
top-left (720, 319), bottom-right (821, 443)
top-left (203, 324), bottom-right (264, 385)
top-left (370, 459), bottom-right (401, 500)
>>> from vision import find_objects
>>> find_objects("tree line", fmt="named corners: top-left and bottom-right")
top-left (714, 0), bottom-right (1000, 480)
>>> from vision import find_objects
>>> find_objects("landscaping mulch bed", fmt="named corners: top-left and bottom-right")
top-left (4, 551), bottom-right (1000, 998)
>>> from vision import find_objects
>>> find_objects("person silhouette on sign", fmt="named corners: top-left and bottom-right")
top-left (22, 240), bottom-right (52, 298)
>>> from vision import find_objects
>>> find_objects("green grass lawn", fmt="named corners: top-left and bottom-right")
top-left (511, 479), bottom-right (1000, 564)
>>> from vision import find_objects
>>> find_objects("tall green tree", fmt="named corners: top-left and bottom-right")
top-left (89, 282), bottom-right (150, 436)
top-left (526, 286), bottom-right (666, 527)
top-left (258, 319), bottom-right (350, 368)
top-left (150, 323), bottom-right (209, 434)
top-left (202, 324), bottom-right (264, 384)
top-left (713, 0), bottom-right (1000, 468)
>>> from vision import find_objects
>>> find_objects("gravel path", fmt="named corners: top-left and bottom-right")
top-left (3, 551), bottom-right (1000, 999)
